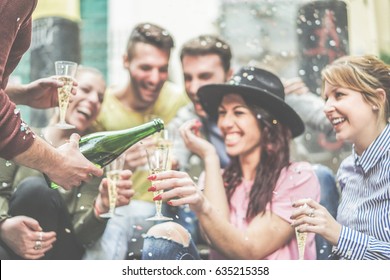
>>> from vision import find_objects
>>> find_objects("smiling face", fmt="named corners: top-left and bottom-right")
top-left (124, 42), bottom-right (170, 110)
top-left (66, 70), bottom-right (106, 134)
top-left (323, 81), bottom-right (378, 152)
top-left (217, 94), bottom-right (261, 160)
top-left (182, 54), bottom-right (230, 118)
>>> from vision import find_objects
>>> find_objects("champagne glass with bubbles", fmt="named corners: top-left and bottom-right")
top-left (145, 145), bottom-right (173, 221)
top-left (54, 60), bottom-right (77, 129)
top-left (291, 196), bottom-right (310, 260)
top-left (100, 155), bottom-right (125, 218)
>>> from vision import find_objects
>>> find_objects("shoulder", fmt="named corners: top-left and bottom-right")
top-left (276, 162), bottom-right (320, 200)
top-left (160, 82), bottom-right (189, 101)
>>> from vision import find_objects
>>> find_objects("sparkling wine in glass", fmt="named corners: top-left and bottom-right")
top-left (99, 155), bottom-right (125, 218)
top-left (145, 146), bottom-right (173, 221)
top-left (295, 228), bottom-right (308, 260)
top-left (290, 196), bottom-right (309, 260)
top-left (54, 61), bottom-right (77, 129)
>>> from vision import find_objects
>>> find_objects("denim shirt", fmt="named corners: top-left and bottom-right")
top-left (333, 124), bottom-right (390, 259)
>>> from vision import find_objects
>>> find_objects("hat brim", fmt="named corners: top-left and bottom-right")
top-left (197, 84), bottom-right (305, 138)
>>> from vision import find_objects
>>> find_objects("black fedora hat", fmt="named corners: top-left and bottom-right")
top-left (197, 66), bottom-right (305, 137)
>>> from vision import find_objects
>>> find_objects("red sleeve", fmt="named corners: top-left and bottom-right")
top-left (0, 93), bottom-right (35, 159)
top-left (0, 0), bottom-right (38, 159)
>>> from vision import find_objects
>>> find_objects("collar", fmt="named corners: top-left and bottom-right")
top-left (353, 123), bottom-right (390, 173)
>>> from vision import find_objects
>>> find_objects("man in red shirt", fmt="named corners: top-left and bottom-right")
top-left (0, 0), bottom-right (102, 189)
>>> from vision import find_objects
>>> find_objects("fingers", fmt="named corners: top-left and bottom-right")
top-left (87, 163), bottom-right (104, 178)
top-left (69, 133), bottom-right (81, 148)
top-left (116, 189), bottom-right (135, 206)
top-left (147, 170), bottom-right (189, 182)
top-left (147, 171), bottom-right (199, 202)
top-left (292, 197), bottom-right (321, 209)
top-left (24, 230), bottom-right (56, 259)
top-left (180, 119), bottom-right (199, 138)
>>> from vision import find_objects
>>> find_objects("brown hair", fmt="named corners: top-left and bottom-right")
top-left (223, 105), bottom-right (291, 221)
top-left (126, 22), bottom-right (174, 60)
top-left (180, 35), bottom-right (232, 72)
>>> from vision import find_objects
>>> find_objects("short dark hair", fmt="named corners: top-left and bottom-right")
top-left (180, 35), bottom-right (232, 72)
top-left (126, 22), bottom-right (174, 59)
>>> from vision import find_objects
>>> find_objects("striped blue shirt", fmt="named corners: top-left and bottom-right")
top-left (333, 123), bottom-right (390, 259)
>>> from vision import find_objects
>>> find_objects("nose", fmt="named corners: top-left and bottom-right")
top-left (323, 98), bottom-right (335, 114)
top-left (87, 91), bottom-right (100, 105)
top-left (218, 112), bottom-right (234, 130)
top-left (188, 79), bottom-right (201, 98)
top-left (148, 68), bottom-right (160, 85)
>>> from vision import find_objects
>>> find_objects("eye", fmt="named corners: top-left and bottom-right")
top-left (199, 73), bottom-right (213, 81)
top-left (80, 86), bottom-right (90, 94)
top-left (218, 109), bottom-right (226, 116)
top-left (140, 65), bottom-right (152, 71)
top-left (184, 74), bottom-right (192, 82)
top-left (234, 110), bottom-right (245, 116)
top-left (335, 91), bottom-right (344, 98)
top-left (159, 66), bottom-right (168, 73)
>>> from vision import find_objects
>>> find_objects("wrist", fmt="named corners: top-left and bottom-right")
top-left (94, 197), bottom-right (108, 218)
top-left (93, 200), bottom-right (104, 218)
top-left (6, 84), bottom-right (27, 104)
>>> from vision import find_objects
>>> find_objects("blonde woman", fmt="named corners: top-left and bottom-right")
top-left (291, 55), bottom-right (390, 260)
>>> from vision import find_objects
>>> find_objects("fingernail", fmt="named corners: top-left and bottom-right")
top-left (147, 174), bottom-right (157, 180)
top-left (153, 194), bottom-right (162, 201)
top-left (147, 185), bottom-right (156, 192)
top-left (167, 201), bottom-right (173, 206)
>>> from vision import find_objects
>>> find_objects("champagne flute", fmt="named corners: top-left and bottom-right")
top-left (290, 196), bottom-right (309, 260)
top-left (100, 155), bottom-right (125, 218)
top-left (54, 60), bottom-right (78, 129)
top-left (295, 226), bottom-right (308, 260)
top-left (145, 146), bottom-right (173, 221)
top-left (157, 128), bottom-right (175, 169)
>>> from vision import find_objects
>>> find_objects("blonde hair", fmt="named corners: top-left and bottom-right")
top-left (321, 55), bottom-right (390, 122)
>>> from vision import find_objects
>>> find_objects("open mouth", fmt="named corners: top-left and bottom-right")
top-left (224, 133), bottom-right (241, 146)
top-left (76, 108), bottom-right (92, 120)
top-left (331, 117), bottom-right (345, 125)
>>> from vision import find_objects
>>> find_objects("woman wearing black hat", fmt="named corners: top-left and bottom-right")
top-left (142, 67), bottom-right (321, 260)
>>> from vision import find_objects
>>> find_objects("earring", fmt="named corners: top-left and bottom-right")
top-left (256, 114), bottom-right (262, 120)
top-left (372, 105), bottom-right (379, 111)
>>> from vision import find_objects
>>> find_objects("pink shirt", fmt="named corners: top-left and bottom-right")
top-left (209, 161), bottom-right (321, 260)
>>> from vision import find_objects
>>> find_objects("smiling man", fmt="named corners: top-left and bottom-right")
top-left (84, 22), bottom-right (188, 260)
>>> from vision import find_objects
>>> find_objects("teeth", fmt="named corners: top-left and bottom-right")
top-left (77, 108), bottom-right (92, 119)
top-left (225, 133), bottom-right (240, 144)
top-left (332, 117), bottom-right (345, 125)
top-left (144, 84), bottom-right (157, 91)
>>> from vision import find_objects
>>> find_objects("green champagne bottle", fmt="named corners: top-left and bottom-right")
top-left (79, 118), bottom-right (164, 167)
top-left (48, 118), bottom-right (164, 188)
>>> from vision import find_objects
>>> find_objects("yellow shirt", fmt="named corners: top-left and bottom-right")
top-left (95, 81), bottom-right (189, 201)
top-left (32, 0), bottom-right (80, 22)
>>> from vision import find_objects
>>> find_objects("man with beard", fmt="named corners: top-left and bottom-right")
top-left (83, 22), bottom-right (188, 260)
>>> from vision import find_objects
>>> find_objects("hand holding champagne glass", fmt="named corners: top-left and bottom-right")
top-left (145, 146), bottom-right (173, 221)
top-left (290, 196), bottom-right (311, 260)
top-left (54, 60), bottom-right (78, 129)
top-left (100, 155), bottom-right (125, 218)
